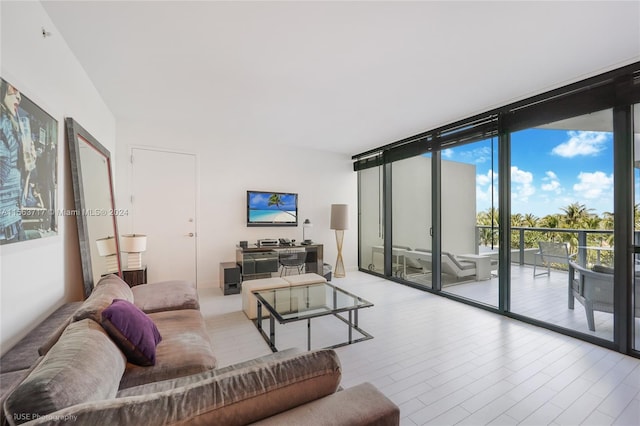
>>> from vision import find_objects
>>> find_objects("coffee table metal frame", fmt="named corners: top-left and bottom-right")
top-left (253, 282), bottom-right (373, 352)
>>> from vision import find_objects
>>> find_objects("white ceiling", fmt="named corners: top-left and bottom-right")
top-left (41, 1), bottom-right (640, 155)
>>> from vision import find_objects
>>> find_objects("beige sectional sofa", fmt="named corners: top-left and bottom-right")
top-left (2, 274), bottom-right (399, 426)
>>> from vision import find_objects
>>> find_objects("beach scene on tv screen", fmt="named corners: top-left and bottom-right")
top-left (248, 192), bottom-right (297, 223)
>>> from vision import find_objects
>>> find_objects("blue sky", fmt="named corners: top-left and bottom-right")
top-left (442, 129), bottom-right (614, 218)
top-left (248, 191), bottom-right (297, 211)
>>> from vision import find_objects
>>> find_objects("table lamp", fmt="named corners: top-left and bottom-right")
top-left (330, 204), bottom-right (349, 278)
top-left (96, 236), bottom-right (118, 273)
top-left (303, 218), bottom-right (313, 244)
top-left (120, 234), bottom-right (147, 269)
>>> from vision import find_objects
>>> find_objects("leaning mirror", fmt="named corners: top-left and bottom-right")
top-left (66, 118), bottom-right (121, 298)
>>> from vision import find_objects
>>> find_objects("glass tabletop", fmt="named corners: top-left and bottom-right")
top-left (253, 282), bottom-right (373, 323)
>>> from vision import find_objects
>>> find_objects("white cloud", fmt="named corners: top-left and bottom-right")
top-left (442, 148), bottom-right (454, 158)
top-left (551, 131), bottom-right (610, 158)
top-left (476, 170), bottom-right (498, 207)
top-left (454, 146), bottom-right (492, 164)
top-left (511, 166), bottom-right (535, 201)
top-left (541, 170), bottom-right (562, 193)
top-left (541, 180), bottom-right (560, 191)
top-left (511, 166), bottom-right (533, 185)
top-left (476, 169), bottom-right (497, 186)
top-left (573, 171), bottom-right (613, 199)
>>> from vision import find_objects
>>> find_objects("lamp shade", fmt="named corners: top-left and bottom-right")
top-left (96, 236), bottom-right (117, 257)
top-left (120, 234), bottom-right (147, 253)
top-left (330, 204), bottom-right (349, 230)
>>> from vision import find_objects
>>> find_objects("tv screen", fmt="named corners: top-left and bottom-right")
top-left (247, 191), bottom-right (298, 227)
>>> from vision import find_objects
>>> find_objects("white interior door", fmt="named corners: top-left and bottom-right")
top-left (130, 148), bottom-right (197, 284)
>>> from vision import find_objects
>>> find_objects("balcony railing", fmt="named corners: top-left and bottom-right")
top-left (475, 225), bottom-right (624, 268)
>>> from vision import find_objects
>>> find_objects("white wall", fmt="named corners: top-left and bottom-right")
top-left (361, 156), bottom-right (476, 270)
top-left (441, 160), bottom-right (477, 255)
top-left (114, 120), bottom-right (357, 288)
top-left (0, 2), bottom-right (116, 354)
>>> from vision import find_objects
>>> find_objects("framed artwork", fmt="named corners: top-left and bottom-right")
top-left (0, 77), bottom-right (58, 245)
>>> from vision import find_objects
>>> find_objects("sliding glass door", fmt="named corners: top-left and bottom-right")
top-left (391, 155), bottom-right (432, 288)
top-left (440, 138), bottom-right (499, 306)
top-left (355, 63), bottom-right (640, 357)
top-left (634, 104), bottom-right (640, 351)
top-left (510, 109), bottom-right (614, 341)
top-left (358, 165), bottom-right (384, 274)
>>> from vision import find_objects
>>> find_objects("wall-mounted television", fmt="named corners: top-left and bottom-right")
top-left (247, 190), bottom-right (298, 227)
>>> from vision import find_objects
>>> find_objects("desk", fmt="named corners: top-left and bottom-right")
top-left (236, 244), bottom-right (323, 280)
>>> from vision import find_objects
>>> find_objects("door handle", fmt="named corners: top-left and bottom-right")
top-left (186, 233), bottom-right (195, 237)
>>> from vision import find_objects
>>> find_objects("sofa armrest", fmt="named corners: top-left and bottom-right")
top-left (21, 349), bottom-right (341, 426)
top-left (117, 347), bottom-right (302, 398)
top-left (251, 382), bottom-right (399, 426)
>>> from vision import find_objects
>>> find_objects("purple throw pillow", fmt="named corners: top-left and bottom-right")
top-left (101, 299), bottom-right (162, 366)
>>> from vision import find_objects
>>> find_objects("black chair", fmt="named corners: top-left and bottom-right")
top-left (279, 250), bottom-right (307, 276)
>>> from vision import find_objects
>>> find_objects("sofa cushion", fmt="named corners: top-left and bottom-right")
top-left (37, 302), bottom-right (84, 356)
top-left (282, 273), bottom-right (327, 287)
top-left (101, 299), bottom-right (162, 366)
top-left (118, 309), bottom-right (217, 389)
top-left (252, 382), bottom-right (400, 426)
top-left (3, 319), bottom-right (126, 425)
top-left (131, 280), bottom-right (199, 313)
top-left (72, 274), bottom-right (134, 323)
top-left (20, 349), bottom-right (341, 426)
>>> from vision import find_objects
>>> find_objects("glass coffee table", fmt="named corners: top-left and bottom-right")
top-left (253, 282), bottom-right (373, 352)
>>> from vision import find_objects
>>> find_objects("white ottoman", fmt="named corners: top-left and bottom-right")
top-left (282, 273), bottom-right (327, 287)
top-left (242, 277), bottom-right (289, 320)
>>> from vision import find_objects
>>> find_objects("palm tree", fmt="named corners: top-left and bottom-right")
top-left (539, 214), bottom-right (561, 229)
top-left (599, 212), bottom-right (614, 247)
top-left (560, 202), bottom-right (593, 229)
top-left (523, 213), bottom-right (539, 227)
top-left (476, 208), bottom-right (499, 247)
top-left (537, 213), bottom-right (563, 247)
top-left (511, 213), bottom-right (524, 227)
top-left (267, 194), bottom-right (295, 218)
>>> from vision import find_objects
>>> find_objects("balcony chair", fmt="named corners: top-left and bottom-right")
top-left (568, 261), bottom-right (640, 331)
top-left (279, 250), bottom-right (307, 276)
top-left (568, 261), bottom-right (613, 331)
top-left (533, 241), bottom-right (573, 277)
top-left (403, 249), bottom-right (482, 281)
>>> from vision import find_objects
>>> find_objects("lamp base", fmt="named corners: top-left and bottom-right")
top-left (104, 255), bottom-right (119, 274)
top-left (334, 230), bottom-right (346, 278)
top-left (127, 253), bottom-right (143, 270)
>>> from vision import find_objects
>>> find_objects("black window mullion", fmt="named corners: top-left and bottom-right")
top-left (613, 104), bottom-right (634, 354)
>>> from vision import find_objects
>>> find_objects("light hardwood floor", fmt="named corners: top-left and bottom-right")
top-left (199, 271), bottom-right (640, 426)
